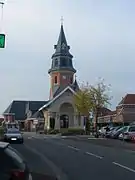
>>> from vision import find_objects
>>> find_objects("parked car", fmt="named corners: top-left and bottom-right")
top-left (98, 126), bottom-right (107, 137)
top-left (111, 126), bottom-right (128, 139)
top-left (4, 128), bottom-right (23, 144)
top-left (0, 142), bottom-right (32, 180)
top-left (106, 126), bottom-right (121, 138)
top-left (122, 125), bottom-right (135, 141)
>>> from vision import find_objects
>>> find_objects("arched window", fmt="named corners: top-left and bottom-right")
top-left (54, 59), bottom-right (58, 67)
top-left (54, 76), bottom-right (57, 84)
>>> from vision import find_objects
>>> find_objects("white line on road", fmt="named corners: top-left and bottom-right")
top-left (28, 137), bottom-right (32, 139)
top-left (61, 136), bottom-right (67, 138)
top-left (113, 162), bottom-right (135, 173)
top-left (68, 145), bottom-right (80, 151)
top-left (85, 151), bottom-right (103, 159)
top-left (88, 137), bottom-right (104, 140)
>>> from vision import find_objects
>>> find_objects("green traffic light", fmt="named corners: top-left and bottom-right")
top-left (0, 34), bottom-right (5, 48)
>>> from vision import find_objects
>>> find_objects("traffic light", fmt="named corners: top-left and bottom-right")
top-left (0, 34), bottom-right (5, 48)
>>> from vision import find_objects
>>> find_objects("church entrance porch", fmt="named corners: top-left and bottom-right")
top-left (60, 114), bottom-right (69, 128)
top-left (59, 103), bottom-right (74, 129)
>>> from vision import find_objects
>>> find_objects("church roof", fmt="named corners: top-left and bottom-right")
top-left (53, 79), bottom-right (79, 98)
top-left (31, 111), bottom-right (44, 118)
top-left (48, 24), bottom-right (76, 74)
top-left (71, 79), bottom-right (79, 91)
top-left (52, 24), bottom-right (73, 58)
top-left (3, 100), bottom-right (48, 121)
top-left (39, 86), bottom-right (76, 111)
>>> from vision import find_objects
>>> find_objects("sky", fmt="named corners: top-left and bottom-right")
top-left (0, 0), bottom-right (135, 112)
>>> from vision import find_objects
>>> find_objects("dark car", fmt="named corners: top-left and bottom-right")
top-left (4, 128), bottom-right (24, 144)
top-left (0, 142), bottom-right (32, 180)
top-left (107, 126), bottom-right (122, 138)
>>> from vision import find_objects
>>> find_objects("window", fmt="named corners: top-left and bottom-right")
top-left (60, 58), bottom-right (67, 66)
top-left (129, 126), bottom-right (135, 132)
top-left (54, 59), bottom-right (58, 67)
top-left (1, 146), bottom-right (25, 170)
top-left (54, 76), bottom-right (57, 84)
top-left (70, 77), bottom-right (73, 84)
top-left (68, 59), bottom-right (72, 66)
top-left (5, 146), bottom-right (23, 164)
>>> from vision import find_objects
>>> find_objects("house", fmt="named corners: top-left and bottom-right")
top-left (98, 110), bottom-right (116, 125)
top-left (98, 94), bottom-right (135, 125)
top-left (3, 100), bottom-right (47, 130)
top-left (116, 94), bottom-right (135, 124)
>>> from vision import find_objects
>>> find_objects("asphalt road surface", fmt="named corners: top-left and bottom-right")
top-left (10, 133), bottom-right (135, 180)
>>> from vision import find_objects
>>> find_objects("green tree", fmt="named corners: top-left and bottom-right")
top-left (73, 84), bottom-right (92, 134)
top-left (74, 79), bottom-right (112, 136)
top-left (89, 80), bottom-right (112, 137)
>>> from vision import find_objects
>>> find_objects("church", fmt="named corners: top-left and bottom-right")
top-left (3, 23), bottom-right (84, 131)
top-left (39, 23), bottom-right (84, 130)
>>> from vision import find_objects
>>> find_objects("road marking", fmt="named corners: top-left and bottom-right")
top-left (88, 137), bottom-right (104, 140)
top-left (125, 149), bottom-right (135, 154)
top-left (68, 145), bottom-right (80, 151)
top-left (113, 162), bottom-right (135, 173)
top-left (61, 136), bottom-right (67, 138)
top-left (28, 137), bottom-right (32, 139)
top-left (85, 151), bottom-right (103, 159)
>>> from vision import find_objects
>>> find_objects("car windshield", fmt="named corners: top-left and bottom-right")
top-left (129, 126), bottom-right (135, 132)
top-left (118, 126), bottom-right (128, 132)
top-left (7, 130), bottom-right (20, 134)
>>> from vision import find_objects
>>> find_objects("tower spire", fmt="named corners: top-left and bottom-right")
top-left (60, 16), bottom-right (64, 26)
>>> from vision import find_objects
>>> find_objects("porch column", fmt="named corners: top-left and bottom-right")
top-left (43, 111), bottom-right (49, 130)
top-left (80, 116), bottom-right (84, 129)
top-left (47, 111), bottom-right (51, 130)
top-left (54, 113), bottom-right (60, 129)
top-left (74, 114), bottom-right (78, 127)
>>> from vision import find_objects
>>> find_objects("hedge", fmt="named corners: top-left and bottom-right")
top-left (61, 128), bottom-right (85, 136)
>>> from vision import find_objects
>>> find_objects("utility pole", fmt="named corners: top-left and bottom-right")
top-left (0, 1), bottom-right (5, 48)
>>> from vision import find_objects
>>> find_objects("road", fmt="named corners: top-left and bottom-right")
top-left (11, 133), bottom-right (135, 180)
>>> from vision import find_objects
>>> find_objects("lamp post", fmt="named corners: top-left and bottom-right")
top-left (0, 1), bottom-right (5, 48)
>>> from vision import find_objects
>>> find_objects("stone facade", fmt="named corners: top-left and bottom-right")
top-left (42, 87), bottom-right (84, 130)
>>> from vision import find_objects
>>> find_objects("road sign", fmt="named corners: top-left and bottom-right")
top-left (0, 34), bottom-right (5, 48)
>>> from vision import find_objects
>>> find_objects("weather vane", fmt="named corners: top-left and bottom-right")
top-left (60, 16), bottom-right (64, 25)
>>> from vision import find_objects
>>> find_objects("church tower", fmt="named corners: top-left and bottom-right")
top-left (48, 23), bottom-right (77, 99)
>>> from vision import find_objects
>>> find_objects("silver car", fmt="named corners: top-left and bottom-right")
top-left (4, 128), bottom-right (24, 143)
top-left (123, 125), bottom-right (135, 141)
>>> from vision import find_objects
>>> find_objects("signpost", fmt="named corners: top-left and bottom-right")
top-left (0, 2), bottom-right (5, 48)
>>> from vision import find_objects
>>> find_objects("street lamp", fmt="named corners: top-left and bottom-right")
top-left (0, 1), bottom-right (5, 48)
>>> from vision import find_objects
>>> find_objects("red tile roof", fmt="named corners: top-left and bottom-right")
top-left (99, 107), bottom-right (112, 116)
top-left (118, 94), bottom-right (135, 105)
top-left (107, 110), bottom-right (116, 115)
